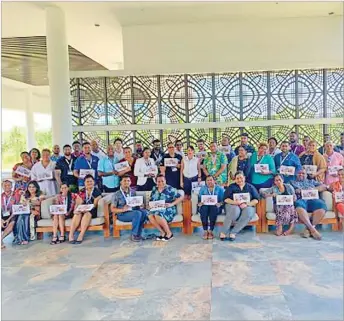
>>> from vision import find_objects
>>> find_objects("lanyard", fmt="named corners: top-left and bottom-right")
top-left (2, 193), bottom-right (13, 211)
top-left (85, 188), bottom-right (94, 203)
top-left (85, 157), bottom-right (92, 169)
top-left (207, 187), bottom-right (215, 195)
top-left (62, 194), bottom-right (68, 206)
top-left (120, 187), bottom-right (131, 203)
top-left (211, 153), bottom-right (217, 165)
top-left (144, 159), bottom-right (151, 167)
top-left (65, 157), bottom-right (73, 171)
top-left (257, 155), bottom-right (264, 164)
top-left (280, 153), bottom-right (290, 166)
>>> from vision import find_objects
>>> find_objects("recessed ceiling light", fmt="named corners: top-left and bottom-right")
top-left (328, 12), bottom-right (334, 15)
top-left (94, 23), bottom-right (100, 27)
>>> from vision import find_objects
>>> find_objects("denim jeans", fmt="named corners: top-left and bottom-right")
top-left (199, 205), bottom-right (220, 231)
top-left (222, 204), bottom-right (255, 235)
top-left (117, 209), bottom-right (147, 236)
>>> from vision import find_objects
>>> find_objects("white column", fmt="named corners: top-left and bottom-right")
top-left (25, 89), bottom-right (36, 150)
top-left (46, 6), bottom-right (73, 147)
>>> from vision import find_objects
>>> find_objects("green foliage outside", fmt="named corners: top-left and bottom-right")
top-left (2, 127), bottom-right (52, 171)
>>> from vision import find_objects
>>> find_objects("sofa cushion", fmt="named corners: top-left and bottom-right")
top-left (37, 217), bottom-right (104, 227)
top-left (191, 213), bottom-right (259, 223)
top-left (116, 213), bottom-right (183, 226)
top-left (40, 196), bottom-right (56, 219)
top-left (266, 210), bottom-right (336, 221)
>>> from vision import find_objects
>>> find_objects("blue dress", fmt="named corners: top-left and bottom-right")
top-left (149, 185), bottom-right (181, 223)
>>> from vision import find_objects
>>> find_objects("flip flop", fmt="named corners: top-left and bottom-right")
top-left (75, 240), bottom-right (83, 244)
top-left (69, 240), bottom-right (76, 244)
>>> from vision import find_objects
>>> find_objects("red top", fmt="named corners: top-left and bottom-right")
top-left (119, 157), bottom-right (137, 187)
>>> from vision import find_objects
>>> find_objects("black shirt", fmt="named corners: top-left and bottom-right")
top-left (225, 183), bottom-right (260, 201)
top-left (55, 155), bottom-right (78, 186)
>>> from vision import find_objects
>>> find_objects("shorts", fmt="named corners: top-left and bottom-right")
top-left (295, 199), bottom-right (327, 212)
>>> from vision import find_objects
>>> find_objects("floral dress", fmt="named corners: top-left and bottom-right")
top-left (261, 184), bottom-right (298, 227)
top-left (203, 152), bottom-right (228, 185)
top-left (149, 185), bottom-right (181, 223)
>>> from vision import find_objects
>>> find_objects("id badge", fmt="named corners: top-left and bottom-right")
top-left (172, 167), bottom-right (178, 172)
top-left (3, 211), bottom-right (10, 218)
top-left (68, 171), bottom-right (73, 175)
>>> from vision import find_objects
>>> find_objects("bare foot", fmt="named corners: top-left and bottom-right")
top-left (202, 231), bottom-right (208, 240)
top-left (208, 231), bottom-right (214, 239)
top-left (310, 228), bottom-right (322, 240)
top-left (283, 225), bottom-right (295, 236)
top-left (275, 226), bottom-right (283, 236)
top-left (21, 241), bottom-right (29, 245)
top-left (1, 244), bottom-right (6, 249)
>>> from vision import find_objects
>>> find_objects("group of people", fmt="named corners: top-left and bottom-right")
top-left (1, 131), bottom-right (343, 247)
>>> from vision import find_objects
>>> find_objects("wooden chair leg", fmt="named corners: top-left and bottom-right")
top-left (339, 218), bottom-right (343, 231)
top-left (332, 222), bottom-right (339, 232)
top-left (256, 223), bottom-right (262, 233)
top-left (113, 228), bottom-right (120, 238)
top-left (37, 232), bottom-right (43, 240)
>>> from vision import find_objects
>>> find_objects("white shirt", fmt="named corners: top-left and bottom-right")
top-left (114, 149), bottom-right (124, 161)
top-left (31, 161), bottom-right (58, 197)
top-left (183, 156), bottom-right (199, 178)
top-left (91, 150), bottom-right (106, 160)
top-left (175, 150), bottom-right (185, 157)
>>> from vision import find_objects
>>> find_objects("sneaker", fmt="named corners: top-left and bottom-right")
top-left (131, 235), bottom-right (142, 242)
top-left (156, 234), bottom-right (166, 241)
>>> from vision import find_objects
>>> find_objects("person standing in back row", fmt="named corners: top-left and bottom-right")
top-left (289, 131), bottom-right (305, 156)
top-left (234, 133), bottom-right (255, 156)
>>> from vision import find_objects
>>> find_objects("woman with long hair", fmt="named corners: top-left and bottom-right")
top-left (12, 151), bottom-right (33, 192)
top-left (16, 181), bottom-right (45, 244)
top-left (29, 148), bottom-right (41, 164)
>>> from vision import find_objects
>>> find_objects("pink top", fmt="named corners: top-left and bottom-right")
top-left (324, 151), bottom-right (344, 185)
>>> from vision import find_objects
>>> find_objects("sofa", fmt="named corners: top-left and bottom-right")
top-left (260, 189), bottom-right (339, 232)
top-left (36, 194), bottom-right (110, 238)
top-left (186, 192), bottom-right (262, 234)
top-left (109, 190), bottom-right (185, 238)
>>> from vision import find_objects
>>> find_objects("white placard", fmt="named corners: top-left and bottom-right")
top-left (49, 205), bottom-right (67, 215)
top-left (219, 146), bottom-right (231, 154)
top-left (192, 181), bottom-right (206, 193)
top-left (145, 165), bottom-right (158, 175)
top-left (164, 158), bottom-right (179, 167)
top-left (201, 195), bottom-right (218, 206)
top-left (303, 165), bottom-right (317, 175)
top-left (301, 189), bottom-right (319, 200)
top-left (149, 200), bottom-right (166, 211)
top-left (328, 165), bottom-right (343, 176)
top-left (114, 161), bottom-right (129, 172)
top-left (279, 165), bottom-right (295, 176)
top-left (335, 191), bottom-right (344, 203)
top-left (254, 164), bottom-right (269, 174)
top-left (196, 152), bottom-right (207, 159)
top-left (276, 195), bottom-right (294, 206)
top-left (79, 169), bottom-right (95, 179)
top-left (37, 171), bottom-right (53, 181)
top-left (75, 204), bottom-right (94, 212)
top-left (233, 193), bottom-right (251, 204)
top-left (12, 204), bottom-right (30, 215)
top-left (15, 166), bottom-right (31, 178)
top-left (126, 196), bottom-right (143, 207)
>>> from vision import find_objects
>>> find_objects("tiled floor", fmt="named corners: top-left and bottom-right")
top-left (2, 228), bottom-right (343, 320)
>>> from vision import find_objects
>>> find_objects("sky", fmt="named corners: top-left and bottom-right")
top-left (2, 109), bottom-right (52, 131)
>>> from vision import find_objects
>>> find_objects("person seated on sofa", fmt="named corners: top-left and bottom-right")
top-left (219, 171), bottom-right (259, 241)
top-left (290, 169), bottom-right (327, 240)
top-left (50, 182), bottom-right (77, 245)
top-left (328, 168), bottom-right (344, 219)
top-left (68, 175), bottom-right (101, 244)
top-left (260, 174), bottom-right (298, 236)
top-left (1, 180), bottom-right (20, 249)
top-left (198, 175), bottom-right (224, 240)
top-left (111, 175), bottom-right (148, 242)
top-left (148, 174), bottom-right (184, 241)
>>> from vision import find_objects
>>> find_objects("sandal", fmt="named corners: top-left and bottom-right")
top-left (68, 240), bottom-right (76, 244)
top-left (208, 231), bottom-right (214, 239)
top-left (219, 233), bottom-right (227, 241)
top-left (202, 231), bottom-right (208, 240)
top-left (50, 237), bottom-right (58, 245)
top-left (75, 240), bottom-right (83, 244)
top-left (229, 233), bottom-right (236, 241)
top-left (310, 228), bottom-right (322, 240)
top-left (58, 236), bottom-right (65, 243)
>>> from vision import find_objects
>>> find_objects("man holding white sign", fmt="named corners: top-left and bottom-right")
top-left (198, 176), bottom-right (224, 239)
top-left (111, 175), bottom-right (147, 242)
top-left (98, 145), bottom-right (120, 193)
top-left (290, 170), bottom-right (327, 240)
top-left (274, 141), bottom-right (302, 183)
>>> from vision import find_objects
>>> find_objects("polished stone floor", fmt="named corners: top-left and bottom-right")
top-left (2, 227), bottom-right (343, 320)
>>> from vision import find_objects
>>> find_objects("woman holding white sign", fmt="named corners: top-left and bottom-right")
top-left (324, 141), bottom-right (344, 186)
top-left (117, 147), bottom-right (138, 189)
top-left (219, 171), bottom-right (259, 241)
top-left (180, 146), bottom-right (201, 196)
top-left (134, 147), bottom-right (157, 191)
top-left (299, 140), bottom-right (326, 183)
top-left (148, 175), bottom-right (184, 241)
top-left (228, 146), bottom-right (250, 185)
top-left (249, 143), bottom-right (276, 190)
top-left (12, 151), bottom-right (33, 192)
top-left (16, 181), bottom-right (45, 245)
top-left (50, 183), bottom-right (77, 245)
top-left (198, 176), bottom-right (224, 239)
top-left (31, 149), bottom-right (58, 197)
top-left (260, 174), bottom-right (298, 236)
top-left (68, 175), bottom-right (101, 244)
top-left (328, 169), bottom-right (344, 225)
top-left (160, 142), bottom-right (183, 189)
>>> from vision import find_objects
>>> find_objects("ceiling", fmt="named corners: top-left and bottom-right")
top-left (1, 1), bottom-right (343, 87)
top-left (2, 36), bottom-right (107, 86)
